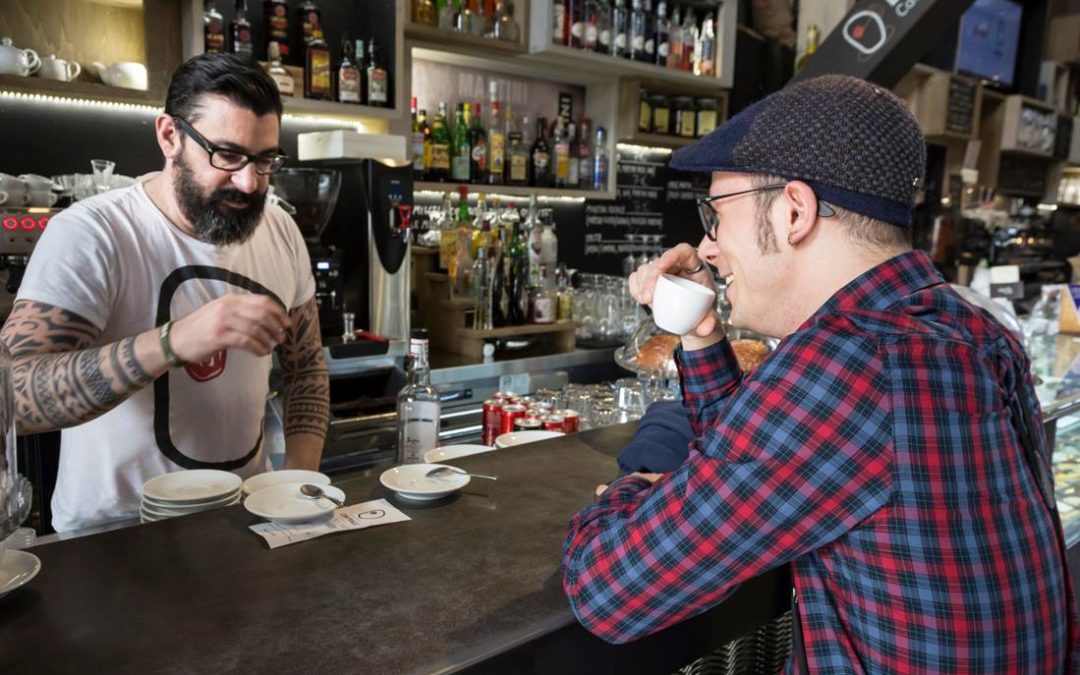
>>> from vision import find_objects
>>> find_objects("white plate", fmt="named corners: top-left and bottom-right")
top-left (141, 493), bottom-right (241, 517)
top-left (494, 430), bottom-right (564, 448)
top-left (379, 464), bottom-right (469, 501)
top-left (142, 470), bottom-right (242, 505)
top-left (423, 444), bottom-right (495, 464)
top-left (0, 549), bottom-right (41, 598)
top-left (142, 488), bottom-right (240, 510)
top-left (242, 470), bottom-right (331, 496)
top-left (243, 482), bottom-right (346, 524)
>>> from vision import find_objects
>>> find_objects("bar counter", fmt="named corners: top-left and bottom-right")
top-left (0, 425), bottom-right (789, 674)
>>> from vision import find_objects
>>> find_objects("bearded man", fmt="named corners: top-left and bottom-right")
top-left (0, 53), bottom-right (329, 533)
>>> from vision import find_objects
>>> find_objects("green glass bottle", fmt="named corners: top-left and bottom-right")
top-left (451, 103), bottom-right (472, 183)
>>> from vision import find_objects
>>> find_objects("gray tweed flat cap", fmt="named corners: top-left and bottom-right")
top-left (670, 75), bottom-right (926, 227)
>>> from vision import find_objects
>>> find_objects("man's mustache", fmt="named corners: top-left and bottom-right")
top-left (211, 188), bottom-right (266, 208)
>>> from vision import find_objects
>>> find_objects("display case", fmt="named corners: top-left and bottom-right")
top-left (1032, 333), bottom-right (1080, 548)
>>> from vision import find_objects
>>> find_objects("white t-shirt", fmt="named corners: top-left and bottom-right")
top-left (17, 176), bottom-right (315, 533)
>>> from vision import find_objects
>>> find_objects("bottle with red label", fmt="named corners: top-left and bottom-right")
top-left (204, 0), bottom-right (226, 54)
top-left (364, 40), bottom-right (389, 108)
top-left (228, 0), bottom-right (253, 58)
top-left (296, 0), bottom-right (323, 64)
top-left (263, 0), bottom-right (290, 64)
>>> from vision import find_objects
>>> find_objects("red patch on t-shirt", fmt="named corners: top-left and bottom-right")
top-left (184, 350), bottom-right (227, 382)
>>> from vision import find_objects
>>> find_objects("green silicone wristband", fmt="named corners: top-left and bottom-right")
top-left (159, 320), bottom-right (185, 368)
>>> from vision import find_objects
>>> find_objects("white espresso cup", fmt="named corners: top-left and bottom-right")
top-left (0, 189), bottom-right (30, 206)
top-left (651, 273), bottom-right (717, 335)
top-left (27, 190), bottom-right (58, 207)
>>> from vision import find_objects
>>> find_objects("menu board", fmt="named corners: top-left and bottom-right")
top-left (945, 77), bottom-right (977, 137)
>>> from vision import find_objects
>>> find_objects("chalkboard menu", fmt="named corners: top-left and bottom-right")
top-left (945, 77), bottom-right (977, 137)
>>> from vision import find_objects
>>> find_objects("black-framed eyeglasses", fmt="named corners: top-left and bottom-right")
top-left (172, 116), bottom-right (287, 175)
top-left (696, 183), bottom-right (837, 241)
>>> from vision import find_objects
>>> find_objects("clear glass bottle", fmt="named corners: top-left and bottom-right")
top-left (577, 117), bottom-right (592, 190)
top-left (472, 246), bottom-right (493, 330)
top-left (454, 185), bottom-right (474, 297)
top-left (667, 5), bottom-right (683, 70)
top-left (680, 9), bottom-right (696, 72)
top-left (266, 41), bottom-right (295, 97)
top-left (696, 11), bottom-right (716, 76)
top-left (204, 0), bottom-right (226, 54)
top-left (396, 330), bottom-right (441, 465)
top-left (228, 0), bottom-right (253, 57)
top-left (595, 0), bottom-right (613, 53)
top-left (437, 191), bottom-right (456, 271)
top-left (654, 0), bottom-right (669, 66)
top-left (337, 35), bottom-right (362, 104)
top-left (556, 264), bottom-right (574, 323)
top-left (525, 194), bottom-right (544, 288)
top-left (592, 126), bottom-right (608, 190)
top-left (365, 40), bottom-right (389, 107)
top-left (411, 97), bottom-right (426, 176)
top-left (628, 0), bottom-right (646, 62)
top-left (438, 0), bottom-right (458, 29)
top-left (493, 0), bottom-right (520, 41)
top-left (611, 0), bottom-right (628, 57)
top-left (531, 265), bottom-right (556, 324)
top-left (566, 122), bottom-right (580, 189)
top-left (553, 0), bottom-right (568, 45)
top-left (540, 215), bottom-right (558, 269)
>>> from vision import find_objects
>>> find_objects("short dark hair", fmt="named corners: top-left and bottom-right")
top-left (164, 53), bottom-right (282, 122)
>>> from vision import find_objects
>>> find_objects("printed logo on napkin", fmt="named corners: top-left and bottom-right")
top-left (250, 498), bottom-right (410, 549)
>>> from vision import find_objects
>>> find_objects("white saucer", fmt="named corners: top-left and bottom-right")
top-left (495, 430), bottom-right (564, 448)
top-left (0, 549), bottom-right (41, 598)
top-left (423, 444), bottom-right (495, 463)
top-left (141, 493), bottom-right (241, 518)
top-left (244, 482), bottom-right (346, 524)
top-left (142, 488), bottom-right (240, 510)
top-left (142, 470), bottom-right (242, 505)
top-left (242, 469), bottom-right (330, 496)
top-left (379, 464), bottom-right (469, 501)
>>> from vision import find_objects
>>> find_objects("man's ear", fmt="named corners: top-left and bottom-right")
top-left (782, 180), bottom-right (821, 247)
top-left (155, 114), bottom-right (181, 159)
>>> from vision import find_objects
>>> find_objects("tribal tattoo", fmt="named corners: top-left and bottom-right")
top-left (276, 298), bottom-right (329, 439)
top-left (1, 300), bottom-right (156, 434)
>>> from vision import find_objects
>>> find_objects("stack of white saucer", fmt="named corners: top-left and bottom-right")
top-left (140, 469), bottom-right (242, 523)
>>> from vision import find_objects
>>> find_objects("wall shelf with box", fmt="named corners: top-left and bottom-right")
top-left (895, 65), bottom-right (982, 142)
top-left (403, 22), bottom-right (528, 57)
top-left (616, 79), bottom-right (727, 148)
top-left (0, 0), bottom-right (182, 105)
top-left (977, 92), bottom-right (1063, 198)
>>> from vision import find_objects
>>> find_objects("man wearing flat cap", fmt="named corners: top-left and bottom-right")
top-left (563, 75), bottom-right (1079, 672)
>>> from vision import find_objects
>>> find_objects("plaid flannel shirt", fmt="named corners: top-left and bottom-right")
top-left (563, 251), bottom-right (1079, 673)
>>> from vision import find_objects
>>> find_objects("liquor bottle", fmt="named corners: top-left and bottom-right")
top-left (296, 0), bottom-right (323, 64)
top-left (337, 35), bottom-right (362, 104)
top-left (568, 0), bottom-right (585, 48)
top-left (420, 108), bottom-right (433, 176)
top-left (469, 103), bottom-right (489, 182)
top-left (582, 0), bottom-right (600, 50)
top-left (696, 11), bottom-right (716, 76)
top-left (365, 40), bottom-right (389, 107)
top-left (552, 0), bottom-right (568, 45)
top-left (412, 0), bottom-right (436, 25)
top-left (506, 118), bottom-right (528, 186)
top-left (507, 217), bottom-right (528, 325)
top-left (552, 118), bottom-right (570, 188)
top-left (795, 24), bottom-right (819, 72)
top-left (524, 194), bottom-right (543, 288)
top-left (438, 0), bottom-right (457, 29)
top-left (680, 9), bottom-right (696, 72)
top-left (471, 193), bottom-right (492, 259)
top-left (468, 0), bottom-right (487, 35)
top-left (437, 191), bottom-right (456, 270)
top-left (643, 0), bottom-right (656, 62)
top-left (451, 103), bottom-right (471, 182)
top-left (429, 102), bottom-right (452, 181)
top-left (472, 246), bottom-right (493, 330)
top-left (611, 0), bottom-right (628, 57)
top-left (654, 0), bottom-right (670, 67)
top-left (454, 185), bottom-right (474, 297)
top-left (487, 90), bottom-right (505, 185)
top-left (303, 32), bottom-right (333, 101)
top-left (456, 0), bottom-right (475, 33)
top-left (266, 41), bottom-right (295, 97)
top-left (490, 214), bottom-right (508, 327)
top-left (566, 123), bottom-right (580, 189)
top-left (411, 97), bottom-right (426, 178)
top-left (396, 329), bottom-right (440, 465)
top-left (595, 0), bottom-right (613, 53)
top-left (531, 265), bottom-right (556, 324)
top-left (667, 5), bottom-right (683, 70)
top-left (555, 264), bottom-right (574, 322)
top-left (628, 0), bottom-right (646, 62)
top-left (228, 0), bottom-right (253, 57)
top-left (492, 0), bottom-right (520, 41)
top-left (577, 117), bottom-right (593, 190)
top-left (204, 1), bottom-right (226, 54)
top-left (530, 117), bottom-right (551, 188)
top-left (264, 0), bottom-right (290, 64)
top-left (592, 125), bottom-right (608, 190)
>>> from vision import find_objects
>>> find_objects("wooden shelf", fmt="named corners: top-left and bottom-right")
top-left (527, 45), bottom-right (725, 92)
top-left (281, 96), bottom-right (401, 122)
top-left (618, 133), bottom-right (698, 149)
top-left (414, 180), bottom-right (612, 200)
top-left (404, 22), bottom-right (527, 56)
top-left (0, 73), bottom-right (160, 106)
top-left (457, 322), bottom-right (574, 338)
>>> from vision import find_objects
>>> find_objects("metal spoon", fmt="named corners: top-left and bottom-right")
top-left (425, 466), bottom-right (498, 481)
top-left (300, 483), bottom-right (344, 507)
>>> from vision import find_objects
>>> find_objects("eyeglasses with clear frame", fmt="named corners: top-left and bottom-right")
top-left (172, 116), bottom-right (288, 175)
top-left (696, 183), bottom-right (836, 241)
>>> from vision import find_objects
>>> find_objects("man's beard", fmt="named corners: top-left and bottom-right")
top-left (173, 152), bottom-right (266, 246)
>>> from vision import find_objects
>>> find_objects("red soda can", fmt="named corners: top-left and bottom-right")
top-left (515, 416), bottom-right (543, 431)
top-left (559, 409), bottom-right (580, 433)
top-left (544, 415), bottom-right (565, 432)
top-left (482, 399), bottom-right (503, 445)
top-left (500, 404), bottom-right (527, 435)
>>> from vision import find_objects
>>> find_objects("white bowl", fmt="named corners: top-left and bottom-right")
top-left (0, 549), bottom-right (41, 598)
top-left (379, 464), bottom-right (469, 501)
top-left (423, 444), bottom-right (495, 463)
top-left (244, 482), bottom-right (345, 524)
top-left (242, 469), bottom-right (330, 496)
top-left (494, 430), bottom-right (564, 448)
top-left (651, 274), bottom-right (716, 336)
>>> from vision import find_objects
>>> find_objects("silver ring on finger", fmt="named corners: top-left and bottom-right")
top-left (684, 261), bottom-right (705, 275)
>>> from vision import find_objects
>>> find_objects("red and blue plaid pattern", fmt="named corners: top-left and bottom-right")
top-left (563, 251), bottom-right (1079, 672)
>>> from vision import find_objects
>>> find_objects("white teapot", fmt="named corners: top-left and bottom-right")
top-left (91, 61), bottom-right (147, 91)
top-left (0, 37), bottom-right (41, 78)
top-left (39, 54), bottom-right (81, 82)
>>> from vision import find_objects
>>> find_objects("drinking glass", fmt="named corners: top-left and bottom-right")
top-left (90, 159), bottom-right (115, 193)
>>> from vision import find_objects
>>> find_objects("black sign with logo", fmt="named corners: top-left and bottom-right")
top-left (946, 77), bottom-right (977, 136)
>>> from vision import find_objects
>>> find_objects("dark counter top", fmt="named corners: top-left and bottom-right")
top-left (0, 425), bottom-right (789, 674)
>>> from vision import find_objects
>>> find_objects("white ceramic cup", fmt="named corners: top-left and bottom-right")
top-left (19, 174), bottom-right (56, 190)
top-left (0, 189), bottom-right (30, 206)
top-left (27, 190), bottom-right (57, 207)
top-left (651, 273), bottom-right (717, 336)
top-left (0, 173), bottom-right (24, 190)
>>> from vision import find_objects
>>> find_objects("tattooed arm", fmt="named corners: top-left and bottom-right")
top-left (0, 299), bottom-right (170, 434)
top-left (275, 297), bottom-right (328, 470)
